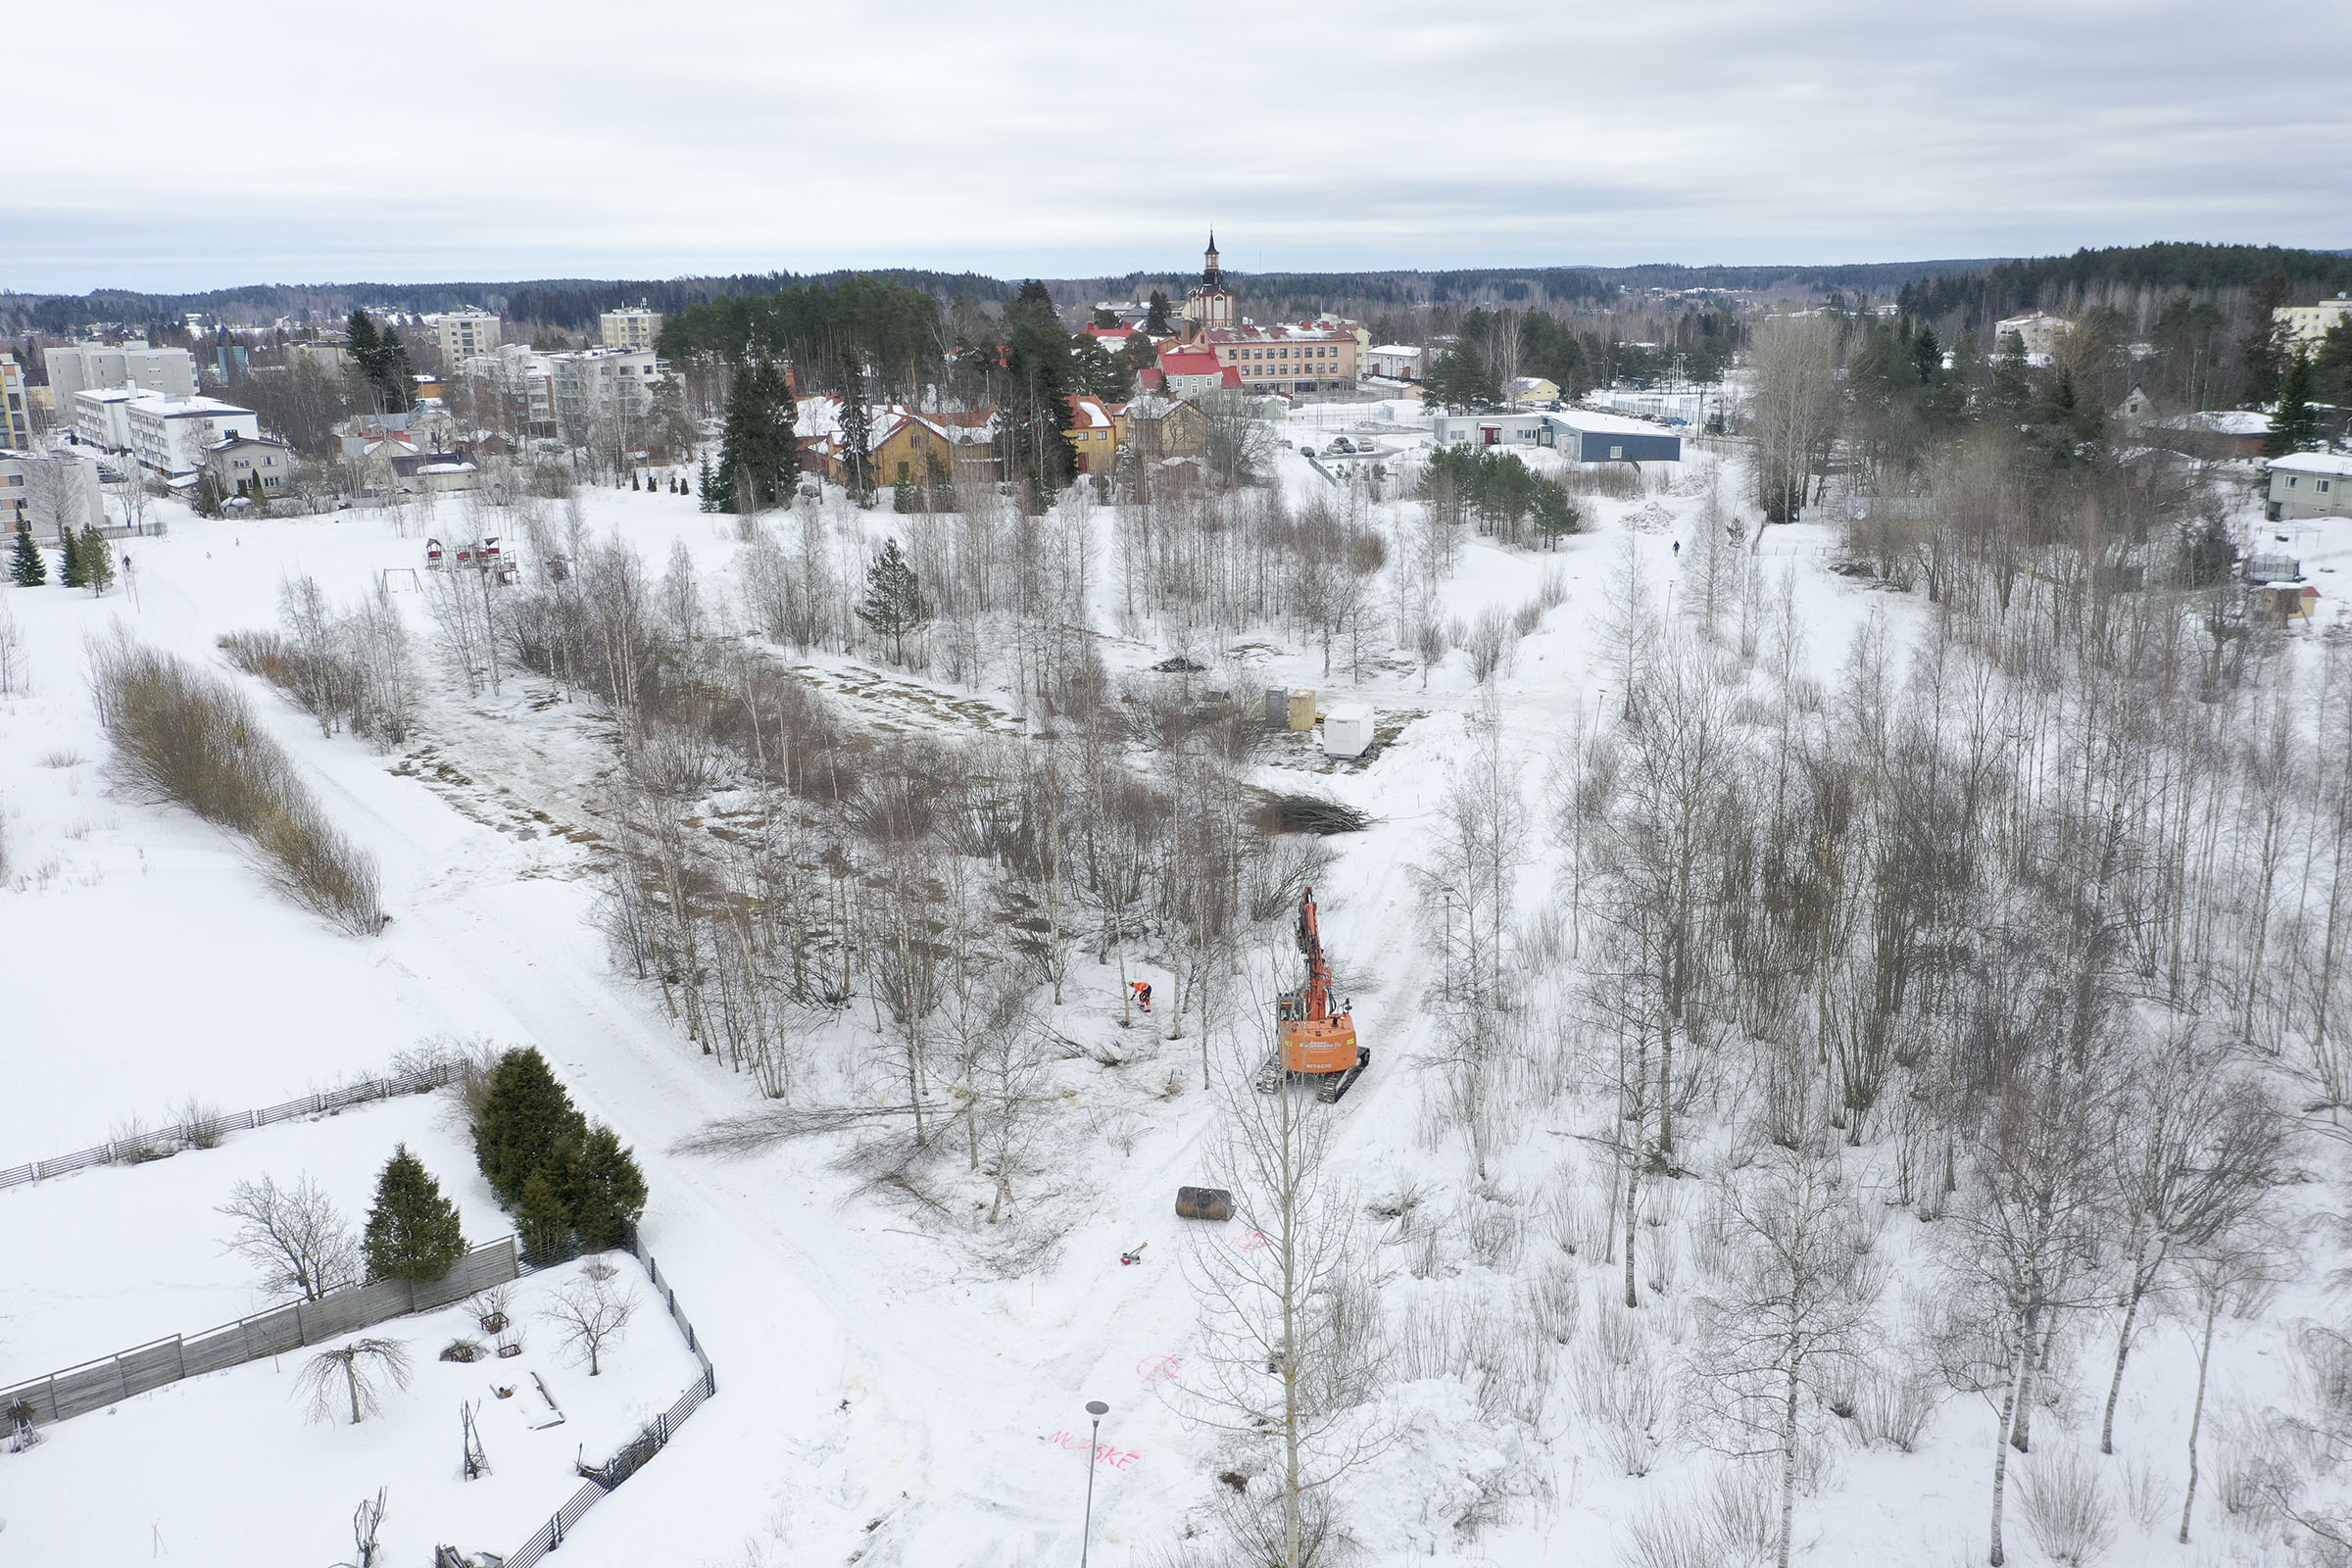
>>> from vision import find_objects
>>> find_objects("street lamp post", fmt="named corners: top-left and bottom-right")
top-left (1080, 1399), bottom-right (1109, 1568)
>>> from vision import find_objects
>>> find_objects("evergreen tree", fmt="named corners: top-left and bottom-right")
top-left (856, 538), bottom-right (930, 664)
top-left (474, 1047), bottom-right (586, 1207)
top-left (839, 349), bottom-right (875, 508)
top-left (1001, 281), bottom-right (1079, 500)
top-left (712, 354), bottom-right (797, 514)
top-left (564, 1124), bottom-right (649, 1250)
top-left (2267, 350), bottom-right (2321, 457)
top-left (57, 524), bottom-right (85, 589)
top-left (894, 475), bottom-right (919, 513)
top-left (11, 524), bottom-right (48, 587)
top-left (347, 310), bottom-right (413, 413)
top-left (697, 453), bottom-right (717, 513)
top-left (515, 1165), bottom-right (575, 1265)
top-left (79, 525), bottom-right (115, 595)
top-left (1144, 291), bottom-right (1173, 336)
top-left (362, 1144), bottom-right (467, 1283)
top-left (2316, 318), bottom-right (2352, 412)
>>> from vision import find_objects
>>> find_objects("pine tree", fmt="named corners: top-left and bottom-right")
top-left (1144, 290), bottom-right (1173, 336)
top-left (474, 1048), bottom-right (586, 1207)
top-left (363, 1144), bottom-right (467, 1283)
top-left (10, 524), bottom-right (46, 587)
top-left (856, 538), bottom-right (930, 664)
top-left (57, 524), bottom-right (85, 589)
top-left (564, 1124), bottom-right (649, 1250)
top-left (2267, 351), bottom-right (2320, 457)
top-left (516, 1165), bottom-right (575, 1265)
top-left (697, 453), bottom-right (717, 513)
top-left (79, 525), bottom-right (115, 595)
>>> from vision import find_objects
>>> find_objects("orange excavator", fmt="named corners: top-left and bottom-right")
top-left (1258, 886), bottom-right (1370, 1102)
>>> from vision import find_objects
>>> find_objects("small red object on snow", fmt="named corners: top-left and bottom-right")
top-left (1121, 1242), bottom-right (1150, 1265)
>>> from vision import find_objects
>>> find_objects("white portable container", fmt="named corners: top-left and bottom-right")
top-left (1322, 705), bottom-right (1374, 759)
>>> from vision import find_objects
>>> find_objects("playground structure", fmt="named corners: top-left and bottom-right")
top-left (425, 536), bottom-right (518, 585)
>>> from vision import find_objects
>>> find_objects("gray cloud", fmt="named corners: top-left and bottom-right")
top-left (7, 0), bottom-right (2347, 292)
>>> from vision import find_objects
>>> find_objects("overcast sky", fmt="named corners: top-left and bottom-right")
top-left (10, 0), bottom-right (2348, 295)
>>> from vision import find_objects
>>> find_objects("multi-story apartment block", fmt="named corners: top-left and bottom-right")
top-left (423, 311), bottom-right (503, 364)
top-left (552, 348), bottom-right (668, 438)
top-left (599, 306), bottom-right (662, 352)
top-left (71, 388), bottom-right (260, 476)
top-left (0, 355), bottom-right (33, 449)
top-left (2278, 296), bottom-right (2352, 348)
top-left (0, 447), bottom-right (107, 536)
top-left (44, 344), bottom-right (199, 407)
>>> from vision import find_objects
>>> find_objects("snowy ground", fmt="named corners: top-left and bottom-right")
top-left (0, 415), bottom-right (2334, 1565)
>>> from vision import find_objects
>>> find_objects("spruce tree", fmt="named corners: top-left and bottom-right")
top-left (516, 1165), bottom-right (575, 1265)
top-left (713, 355), bottom-right (797, 513)
top-left (856, 539), bottom-right (930, 664)
top-left (2267, 351), bottom-right (2320, 457)
top-left (839, 349), bottom-right (875, 507)
top-left (1144, 290), bottom-right (1173, 336)
top-left (9, 524), bottom-right (46, 587)
top-left (57, 525), bottom-right (85, 589)
top-left (79, 525), bottom-right (115, 595)
top-left (363, 1144), bottom-right (467, 1283)
top-left (474, 1047), bottom-right (585, 1206)
top-left (1003, 281), bottom-right (1079, 499)
top-left (697, 453), bottom-right (717, 512)
top-left (564, 1124), bottom-right (649, 1250)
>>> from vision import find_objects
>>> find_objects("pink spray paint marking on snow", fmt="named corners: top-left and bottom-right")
top-left (1135, 1353), bottom-right (1182, 1384)
top-left (1050, 1430), bottom-right (1142, 1471)
top-left (1236, 1230), bottom-right (1267, 1251)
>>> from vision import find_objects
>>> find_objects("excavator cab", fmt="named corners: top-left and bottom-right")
top-left (1260, 887), bottom-right (1370, 1102)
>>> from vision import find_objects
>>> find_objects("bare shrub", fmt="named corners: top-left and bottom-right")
top-left (1852, 1364), bottom-right (1940, 1452)
top-left (109, 1115), bottom-right (173, 1164)
top-left (36, 748), bottom-right (84, 769)
top-left (1511, 598), bottom-right (1544, 638)
top-left (1523, 1261), bottom-right (1582, 1345)
top-left (439, 1337), bottom-right (485, 1363)
top-left (1463, 1191), bottom-right (1527, 1271)
top-left (1577, 1338), bottom-right (1677, 1476)
top-left (0, 601), bottom-right (20, 695)
top-left (1620, 1496), bottom-right (1729, 1568)
top-left (1462, 606), bottom-right (1511, 684)
top-left (88, 632), bottom-right (383, 935)
top-left (2016, 1446), bottom-right (2118, 1567)
top-left (175, 1096), bottom-right (227, 1150)
top-left (1703, 1463), bottom-right (1779, 1566)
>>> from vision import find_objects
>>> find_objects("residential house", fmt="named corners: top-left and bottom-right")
top-left (2268, 452), bottom-right (2352, 521)
top-left (0, 355), bottom-right (31, 449)
top-left (337, 406), bottom-right (456, 459)
top-left (600, 306), bottom-right (662, 352)
top-left (205, 434), bottom-right (293, 499)
top-left (73, 391), bottom-right (261, 477)
top-left (1063, 395), bottom-right (1129, 473)
top-left (2111, 384), bottom-right (2154, 424)
top-left (1151, 347), bottom-right (1241, 400)
top-left (800, 399), bottom-right (999, 487)
top-left (1509, 376), bottom-right (1561, 405)
top-left (286, 339), bottom-right (354, 377)
top-left (44, 344), bottom-right (198, 407)
top-left (1124, 396), bottom-right (1208, 462)
top-left (2147, 410), bottom-right (2270, 462)
top-left (2278, 296), bottom-right (2352, 348)
top-left (0, 447), bottom-right (106, 535)
top-left (1366, 345), bottom-right (1424, 382)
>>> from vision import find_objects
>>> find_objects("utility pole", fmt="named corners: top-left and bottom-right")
top-left (1079, 1398), bottom-right (1108, 1568)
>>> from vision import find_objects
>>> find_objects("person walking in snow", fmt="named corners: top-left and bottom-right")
top-left (1131, 980), bottom-right (1152, 1014)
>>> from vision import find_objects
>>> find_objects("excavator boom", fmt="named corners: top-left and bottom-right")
top-left (1262, 886), bottom-right (1370, 1102)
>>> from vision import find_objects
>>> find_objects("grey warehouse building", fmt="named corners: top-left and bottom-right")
top-left (1430, 409), bottom-right (1683, 464)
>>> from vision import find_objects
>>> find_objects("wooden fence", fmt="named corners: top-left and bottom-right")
top-left (0, 1237), bottom-right (520, 1427)
top-left (496, 1240), bottom-right (717, 1568)
top-left (0, 1061), bottom-right (463, 1192)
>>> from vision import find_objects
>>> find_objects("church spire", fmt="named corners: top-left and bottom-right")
top-left (1203, 232), bottom-right (1221, 285)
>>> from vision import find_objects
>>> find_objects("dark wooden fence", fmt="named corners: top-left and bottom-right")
top-left (0, 1236), bottom-right (519, 1426)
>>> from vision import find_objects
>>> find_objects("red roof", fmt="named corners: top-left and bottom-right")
top-left (1158, 349), bottom-right (1224, 377)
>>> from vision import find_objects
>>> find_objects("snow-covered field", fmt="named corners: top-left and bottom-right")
top-left (2, 414), bottom-right (2342, 1566)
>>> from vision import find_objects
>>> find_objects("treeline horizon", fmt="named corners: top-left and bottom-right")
top-left (10, 241), bottom-right (2350, 339)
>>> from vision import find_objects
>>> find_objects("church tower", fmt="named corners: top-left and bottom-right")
top-left (1184, 230), bottom-right (1237, 329)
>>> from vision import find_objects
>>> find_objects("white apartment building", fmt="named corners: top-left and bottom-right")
top-left (462, 344), bottom-right (560, 437)
top-left (2278, 296), bottom-right (2352, 348)
top-left (0, 447), bottom-right (106, 536)
top-left (551, 348), bottom-right (667, 438)
top-left (1994, 311), bottom-right (2075, 360)
top-left (74, 390), bottom-right (260, 476)
top-left (0, 354), bottom-right (32, 449)
top-left (44, 344), bottom-right (199, 407)
top-left (423, 311), bottom-right (503, 364)
top-left (599, 307), bottom-right (662, 352)
top-left (286, 340), bottom-right (354, 376)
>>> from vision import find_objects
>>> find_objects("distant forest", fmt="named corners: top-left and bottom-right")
top-left (6, 241), bottom-right (2348, 344)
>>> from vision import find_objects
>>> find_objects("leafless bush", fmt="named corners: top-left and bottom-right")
top-left (175, 1096), bottom-right (227, 1150)
top-left (1703, 1464), bottom-right (1779, 1566)
top-left (1577, 1337), bottom-right (1677, 1476)
top-left (109, 1115), bottom-right (173, 1164)
top-left (1511, 599), bottom-right (1545, 638)
top-left (36, 748), bottom-right (84, 768)
top-left (1620, 1496), bottom-right (1730, 1568)
top-left (439, 1337), bottom-right (485, 1363)
top-left (1852, 1364), bottom-right (1940, 1452)
top-left (1462, 1190), bottom-right (1527, 1271)
top-left (1522, 1261), bottom-right (1582, 1345)
top-left (89, 633), bottom-right (383, 934)
top-left (1462, 606), bottom-right (1511, 684)
top-left (1535, 566), bottom-right (1569, 610)
top-left (2016, 1446), bottom-right (2118, 1566)
top-left (2118, 1455), bottom-right (2169, 1533)
top-left (0, 600), bottom-right (20, 695)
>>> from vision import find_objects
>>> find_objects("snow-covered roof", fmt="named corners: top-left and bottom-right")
top-left (2160, 410), bottom-right (2272, 436)
top-left (1199, 323), bottom-right (1356, 346)
top-left (1551, 409), bottom-right (1677, 436)
top-left (417, 462), bottom-right (478, 475)
top-left (2270, 452), bottom-right (2352, 477)
top-left (1065, 395), bottom-right (1122, 429)
top-left (1370, 344), bottom-right (1422, 358)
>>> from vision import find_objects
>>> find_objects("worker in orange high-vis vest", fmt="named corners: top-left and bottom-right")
top-left (1130, 980), bottom-right (1152, 1014)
